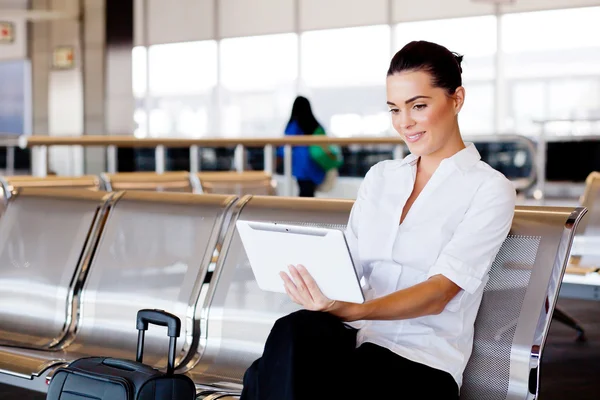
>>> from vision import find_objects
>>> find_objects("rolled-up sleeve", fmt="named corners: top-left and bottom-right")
top-left (427, 176), bottom-right (516, 298)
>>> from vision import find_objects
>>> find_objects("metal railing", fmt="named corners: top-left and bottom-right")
top-left (10, 134), bottom-right (538, 196)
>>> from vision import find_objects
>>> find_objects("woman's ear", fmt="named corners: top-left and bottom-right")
top-left (453, 86), bottom-right (465, 115)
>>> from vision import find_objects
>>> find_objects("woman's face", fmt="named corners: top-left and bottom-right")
top-left (386, 70), bottom-right (464, 157)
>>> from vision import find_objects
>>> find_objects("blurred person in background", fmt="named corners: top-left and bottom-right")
top-left (278, 96), bottom-right (327, 197)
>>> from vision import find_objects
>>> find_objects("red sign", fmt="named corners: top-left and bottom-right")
top-left (0, 22), bottom-right (14, 43)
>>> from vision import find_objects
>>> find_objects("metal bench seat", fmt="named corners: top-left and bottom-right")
top-left (184, 195), bottom-right (585, 400)
top-left (0, 191), bottom-right (236, 388)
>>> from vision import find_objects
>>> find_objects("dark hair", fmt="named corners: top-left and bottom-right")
top-left (387, 41), bottom-right (463, 95)
top-left (287, 96), bottom-right (321, 135)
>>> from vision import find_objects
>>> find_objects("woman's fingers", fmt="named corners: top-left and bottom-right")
top-left (288, 265), bottom-right (314, 302)
top-left (280, 272), bottom-right (303, 304)
top-left (281, 266), bottom-right (333, 311)
top-left (295, 265), bottom-right (321, 297)
top-left (296, 265), bottom-right (334, 310)
top-left (282, 278), bottom-right (302, 305)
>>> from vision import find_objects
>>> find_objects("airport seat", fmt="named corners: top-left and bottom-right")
top-left (0, 175), bottom-right (102, 215)
top-left (188, 196), bottom-right (353, 398)
top-left (0, 175), bottom-right (101, 193)
top-left (556, 171), bottom-right (600, 340)
top-left (186, 196), bottom-right (585, 400)
top-left (0, 188), bottom-right (112, 378)
top-left (197, 171), bottom-right (276, 196)
top-left (0, 190), bottom-right (236, 386)
top-left (568, 171), bottom-right (600, 270)
top-left (100, 171), bottom-right (200, 193)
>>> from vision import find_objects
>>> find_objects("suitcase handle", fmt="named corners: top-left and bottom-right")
top-left (135, 309), bottom-right (181, 375)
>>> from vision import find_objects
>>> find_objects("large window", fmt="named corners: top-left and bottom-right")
top-left (395, 16), bottom-right (497, 135)
top-left (220, 33), bottom-right (298, 137)
top-left (134, 41), bottom-right (218, 138)
top-left (301, 25), bottom-right (391, 137)
top-left (503, 7), bottom-right (600, 135)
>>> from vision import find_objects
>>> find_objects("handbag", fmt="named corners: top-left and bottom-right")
top-left (316, 168), bottom-right (339, 193)
top-left (309, 127), bottom-right (344, 172)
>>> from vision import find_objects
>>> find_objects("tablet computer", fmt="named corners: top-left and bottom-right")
top-left (235, 220), bottom-right (365, 304)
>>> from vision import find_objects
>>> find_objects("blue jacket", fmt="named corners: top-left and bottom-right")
top-left (278, 120), bottom-right (326, 185)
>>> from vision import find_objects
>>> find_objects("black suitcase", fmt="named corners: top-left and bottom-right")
top-left (47, 309), bottom-right (196, 400)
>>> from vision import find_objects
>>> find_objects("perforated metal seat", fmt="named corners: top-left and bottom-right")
top-left (185, 196), bottom-right (585, 400)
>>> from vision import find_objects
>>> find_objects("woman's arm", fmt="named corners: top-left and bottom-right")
top-left (282, 265), bottom-right (459, 322)
top-left (330, 274), bottom-right (460, 321)
top-left (282, 175), bottom-right (516, 321)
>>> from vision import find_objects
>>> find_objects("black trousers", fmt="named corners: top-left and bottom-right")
top-left (297, 179), bottom-right (317, 197)
top-left (241, 310), bottom-right (459, 400)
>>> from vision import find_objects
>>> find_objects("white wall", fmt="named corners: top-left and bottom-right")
top-left (136, 0), bottom-right (600, 45)
top-left (393, 0), bottom-right (494, 22)
top-left (501, 0), bottom-right (600, 13)
top-left (219, 0), bottom-right (294, 38)
top-left (300, 0), bottom-right (388, 31)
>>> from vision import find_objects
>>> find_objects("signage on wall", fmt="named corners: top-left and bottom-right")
top-left (52, 46), bottom-right (76, 69)
top-left (0, 21), bottom-right (15, 44)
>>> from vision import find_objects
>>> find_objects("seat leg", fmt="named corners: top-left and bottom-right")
top-left (553, 306), bottom-right (586, 342)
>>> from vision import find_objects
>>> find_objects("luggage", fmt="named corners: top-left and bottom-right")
top-left (46, 309), bottom-right (196, 400)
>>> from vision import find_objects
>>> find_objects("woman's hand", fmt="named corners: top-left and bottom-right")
top-left (280, 264), bottom-right (336, 312)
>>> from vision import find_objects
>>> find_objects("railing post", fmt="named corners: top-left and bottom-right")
top-left (155, 145), bottom-right (165, 174)
top-left (234, 144), bottom-right (245, 172)
top-left (106, 145), bottom-right (117, 173)
top-left (190, 145), bottom-right (200, 173)
top-left (393, 144), bottom-right (405, 160)
top-left (284, 144), bottom-right (293, 196)
top-left (31, 146), bottom-right (48, 177)
top-left (264, 144), bottom-right (274, 175)
top-left (6, 146), bottom-right (15, 176)
top-left (535, 128), bottom-right (546, 201)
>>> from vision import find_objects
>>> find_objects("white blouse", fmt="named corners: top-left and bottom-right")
top-left (344, 143), bottom-right (516, 388)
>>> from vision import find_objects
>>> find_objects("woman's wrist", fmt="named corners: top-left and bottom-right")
top-left (326, 300), bottom-right (366, 322)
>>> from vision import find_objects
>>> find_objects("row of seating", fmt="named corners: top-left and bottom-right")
top-left (0, 170), bottom-right (277, 196)
top-left (0, 186), bottom-right (588, 399)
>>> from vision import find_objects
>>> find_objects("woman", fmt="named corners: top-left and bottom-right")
top-left (280, 96), bottom-right (326, 197)
top-left (242, 41), bottom-right (516, 399)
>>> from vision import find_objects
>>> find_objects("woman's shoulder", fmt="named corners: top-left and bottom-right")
top-left (471, 161), bottom-right (517, 204)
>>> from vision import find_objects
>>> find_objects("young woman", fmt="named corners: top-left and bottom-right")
top-left (281, 96), bottom-right (326, 197)
top-left (242, 41), bottom-right (516, 399)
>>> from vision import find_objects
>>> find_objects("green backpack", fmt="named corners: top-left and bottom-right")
top-left (308, 126), bottom-right (344, 172)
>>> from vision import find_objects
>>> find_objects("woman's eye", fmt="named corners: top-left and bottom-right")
top-left (388, 109), bottom-right (399, 114)
top-left (413, 104), bottom-right (427, 111)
